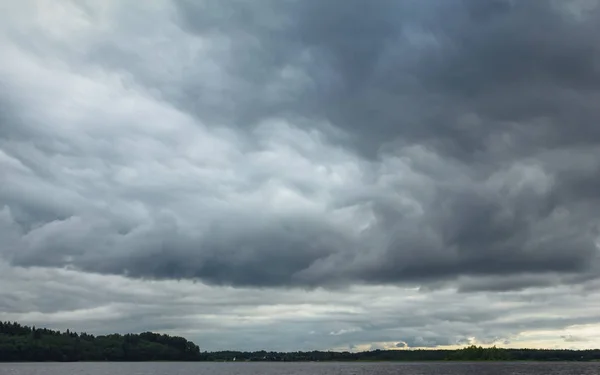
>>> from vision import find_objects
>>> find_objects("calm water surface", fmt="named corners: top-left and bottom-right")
top-left (1, 362), bottom-right (599, 375)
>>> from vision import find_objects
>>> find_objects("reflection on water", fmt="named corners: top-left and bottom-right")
top-left (1, 361), bottom-right (600, 375)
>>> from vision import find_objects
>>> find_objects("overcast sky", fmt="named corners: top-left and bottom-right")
top-left (2, 0), bottom-right (600, 352)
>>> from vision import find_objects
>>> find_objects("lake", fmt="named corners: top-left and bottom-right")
top-left (1, 362), bottom-right (599, 375)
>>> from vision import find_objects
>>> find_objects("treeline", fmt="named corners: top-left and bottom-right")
top-left (2, 322), bottom-right (600, 362)
top-left (0, 321), bottom-right (201, 362)
top-left (202, 346), bottom-right (600, 362)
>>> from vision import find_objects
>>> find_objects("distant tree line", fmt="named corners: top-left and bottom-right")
top-left (2, 321), bottom-right (600, 362)
top-left (200, 346), bottom-right (600, 362)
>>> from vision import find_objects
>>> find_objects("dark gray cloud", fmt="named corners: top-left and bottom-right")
top-left (2, 0), bottom-right (600, 304)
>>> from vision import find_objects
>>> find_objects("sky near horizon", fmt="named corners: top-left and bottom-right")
top-left (2, 0), bottom-right (600, 352)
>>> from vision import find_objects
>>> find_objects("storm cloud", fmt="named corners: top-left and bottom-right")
top-left (2, 0), bottom-right (600, 350)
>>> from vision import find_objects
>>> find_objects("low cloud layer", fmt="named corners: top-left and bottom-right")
top-left (3, 262), bottom-right (600, 351)
top-left (2, 0), bottom-right (600, 349)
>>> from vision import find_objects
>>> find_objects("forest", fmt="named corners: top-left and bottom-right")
top-left (0, 321), bottom-right (201, 361)
top-left (2, 321), bottom-right (600, 362)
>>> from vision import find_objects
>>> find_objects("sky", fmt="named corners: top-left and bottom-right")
top-left (2, 0), bottom-right (600, 352)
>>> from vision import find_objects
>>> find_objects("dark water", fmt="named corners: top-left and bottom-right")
top-left (1, 362), bottom-right (599, 375)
